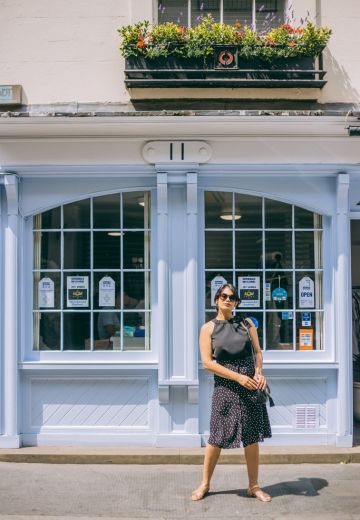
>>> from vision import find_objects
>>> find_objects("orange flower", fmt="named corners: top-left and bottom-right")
top-left (177, 26), bottom-right (185, 33)
top-left (281, 23), bottom-right (294, 33)
top-left (288, 41), bottom-right (297, 47)
top-left (234, 21), bottom-right (241, 28)
top-left (136, 40), bottom-right (145, 47)
top-left (294, 27), bottom-right (303, 33)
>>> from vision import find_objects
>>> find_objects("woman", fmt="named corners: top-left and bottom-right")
top-left (191, 283), bottom-right (272, 502)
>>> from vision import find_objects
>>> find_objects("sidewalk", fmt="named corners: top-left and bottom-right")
top-left (1, 444), bottom-right (360, 464)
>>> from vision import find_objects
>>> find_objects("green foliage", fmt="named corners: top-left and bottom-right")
top-left (117, 16), bottom-right (332, 63)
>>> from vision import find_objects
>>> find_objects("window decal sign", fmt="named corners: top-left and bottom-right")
top-left (67, 276), bottom-right (88, 308)
top-left (282, 311), bottom-right (293, 320)
top-left (99, 276), bottom-right (115, 307)
top-left (302, 312), bottom-right (311, 326)
top-left (38, 277), bottom-right (54, 308)
top-left (299, 328), bottom-right (314, 350)
top-left (265, 282), bottom-right (271, 301)
top-left (299, 276), bottom-right (314, 308)
top-left (272, 287), bottom-right (288, 302)
top-left (211, 275), bottom-right (227, 307)
top-left (238, 276), bottom-right (260, 307)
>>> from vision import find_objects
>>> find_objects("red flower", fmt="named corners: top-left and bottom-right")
top-left (281, 23), bottom-right (295, 33)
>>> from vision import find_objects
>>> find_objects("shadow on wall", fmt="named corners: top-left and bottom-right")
top-left (322, 48), bottom-right (360, 105)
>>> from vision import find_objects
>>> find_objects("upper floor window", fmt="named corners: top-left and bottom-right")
top-left (158, 0), bottom-right (286, 31)
top-left (32, 192), bottom-right (151, 352)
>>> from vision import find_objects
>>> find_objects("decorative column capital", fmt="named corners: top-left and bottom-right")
top-left (4, 174), bottom-right (18, 215)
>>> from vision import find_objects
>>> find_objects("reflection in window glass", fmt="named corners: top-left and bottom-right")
top-left (33, 207), bottom-right (61, 230)
top-left (295, 231), bottom-right (323, 269)
top-left (95, 311), bottom-right (120, 343)
top-left (64, 232), bottom-right (91, 269)
top-left (205, 191), bottom-right (233, 229)
top-left (63, 199), bottom-right (90, 229)
top-left (265, 271), bottom-right (293, 309)
top-left (123, 312), bottom-right (150, 351)
top-left (265, 199), bottom-right (292, 228)
top-left (205, 231), bottom-right (232, 269)
top-left (123, 192), bottom-right (151, 229)
top-left (235, 194), bottom-right (262, 228)
top-left (93, 194), bottom-right (120, 229)
top-left (265, 231), bottom-right (292, 269)
top-left (93, 231), bottom-right (121, 270)
top-left (63, 313), bottom-right (90, 350)
top-left (158, 0), bottom-right (189, 25)
top-left (123, 231), bottom-right (150, 270)
top-left (295, 207), bottom-right (322, 229)
top-left (33, 232), bottom-right (61, 270)
top-left (33, 313), bottom-right (61, 350)
top-left (235, 231), bottom-right (262, 269)
top-left (123, 271), bottom-right (149, 309)
top-left (266, 312), bottom-right (293, 350)
top-left (191, 0), bottom-right (220, 25)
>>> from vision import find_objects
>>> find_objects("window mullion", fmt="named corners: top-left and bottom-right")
top-left (220, 0), bottom-right (224, 24)
top-left (188, 0), bottom-right (191, 27)
top-left (60, 205), bottom-right (64, 351)
top-left (252, 0), bottom-right (256, 31)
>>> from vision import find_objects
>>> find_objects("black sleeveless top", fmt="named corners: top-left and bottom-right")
top-left (211, 317), bottom-right (253, 362)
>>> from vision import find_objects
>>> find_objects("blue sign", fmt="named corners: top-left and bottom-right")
top-left (282, 311), bottom-right (293, 320)
top-left (302, 312), bottom-right (311, 326)
top-left (272, 287), bottom-right (288, 302)
top-left (248, 316), bottom-right (259, 329)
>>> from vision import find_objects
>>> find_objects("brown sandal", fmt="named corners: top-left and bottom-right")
top-left (247, 484), bottom-right (272, 502)
top-left (191, 483), bottom-right (210, 501)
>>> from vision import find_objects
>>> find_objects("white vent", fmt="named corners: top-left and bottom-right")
top-left (295, 405), bottom-right (320, 429)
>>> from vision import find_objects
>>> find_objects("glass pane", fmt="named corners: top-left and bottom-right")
top-left (295, 231), bottom-right (323, 269)
top-left (93, 231), bottom-right (121, 270)
top-left (235, 231), bottom-right (262, 268)
top-left (123, 231), bottom-right (150, 269)
top-left (255, 0), bottom-right (285, 32)
top-left (235, 194), bottom-right (262, 228)
top-left (33, 272), bottom-right (61, 310)
top-left (93, 194), bottom-right (120, 229)
top-left (63, 199), bottom-right (90, 229)
top-left (295, 272), bottom-right (322, 310)
top-left (64, 232), bottom-right (90, 269)
top-left (93, 272), bottom-right (121, 310)
top-left (205, 310), bottom-right (217, 322)
top-left (265, 199), bottom-right (292, 228)
top-left (235, 311), bottom-right (263, 349)
top-left (223, 0), bottom-right (252, 26)
top-left (205, 271), bottom-right (232, 308)
top-left (295, 207), bottom-right (322, 229)
top-left (95, 311), bottom-right (120, 342)
top-left (191, 0), bottom-right (220, 25)
top-left (266, 312), bottom-right (293, 350)
top-left (33, 312), bottom-right (61, 350)
top-left (236, 272), bottom-right (262, 309)
top-left (205, 192), bottom-right (233, 229)
top-left (33, 207), bottom-right (61, 229)
top-left (64, 273), bottom-right (91, 309)
top-left (205, 231), bottom-right (232, 269)
top-left (33, 231), bottom-right (61, 270)
top-left (265, 231), bottom-right (292, 269)
top-left (63, 313), bottom-right (90, 350)
top-left (158, 0), bottom-right (188, 25)
top-left (123, 312), bottom-right (150, 351)
top-left (265, 271), bottom-right (293, 309)
top-left (123, 192), bottom-right (150, 229)
top-left (296, 311), bottom-right (323, 351)
top-left (123, 272), bottom-right (149, 309)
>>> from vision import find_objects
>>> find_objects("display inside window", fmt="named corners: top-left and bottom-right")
top-left (32, 192), bottom-right (151, 351)
top-left (204, 191), bottom-right (324, 351)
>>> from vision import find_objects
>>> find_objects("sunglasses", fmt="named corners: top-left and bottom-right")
top-left (219, 293), bottom-right (237, 302)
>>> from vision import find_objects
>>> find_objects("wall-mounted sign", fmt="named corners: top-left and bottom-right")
top-left (38, 277), bottom-right (54, 308)
top-left (302, 312), bottom-right (311, 326)
top-left (299, 277), bottom-right (314, 308)
top-left (299, 328), bottom-right (314, 350)
top-left (238, 276), bottom-right (260, 307)
top-left (67, 276), bottom-right (88, 308)
top-left (272, 287), bottom-right (288, 302)
top-left (211, 275), bottom-right (227, 307)
top-left (265, 282), bottom-right (271, 301)
top-left (99, 276), bottom-right (115, 307)
top-left (0, 85), bottom-right (22, 105)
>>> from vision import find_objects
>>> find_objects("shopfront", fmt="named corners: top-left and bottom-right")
top-left (0, 114), bottom-right (358, 448)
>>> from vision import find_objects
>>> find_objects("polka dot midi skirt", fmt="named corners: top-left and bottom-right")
top-left (208, 356), bottom-right (272, 449)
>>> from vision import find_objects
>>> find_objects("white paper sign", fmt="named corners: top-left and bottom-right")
top-left (211, 275), bottom-right (227, 307)
top-left (99, 276), bottom-right (115, 307)
top-left (67, 276), bottom-right (89, 308)
top-left (38, 277), bottom-right (54, 308)
top-left (265, 282), bottom-right (271, 301)
top-left (238, 276), bottom-right (260, 307)
top-left (299, 276), bottom-right (315, 308)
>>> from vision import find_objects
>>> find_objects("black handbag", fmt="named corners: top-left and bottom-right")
top-left (242, 318), bottom-right (275, 407)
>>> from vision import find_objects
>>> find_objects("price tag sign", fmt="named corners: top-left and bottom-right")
top-left (38, 277), bottom-right (54, 308)
top-left (99, 276), bottom-right (115, 307)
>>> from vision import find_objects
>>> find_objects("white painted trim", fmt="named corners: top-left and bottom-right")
top-left (0, 435), bottom-right (21, 449)
top-left (336, 434), bottom-right (353, 448)
top-left (21, 433), bottom-right (156, 447)
top-left (19, 363), bottom-right (159, 371)
top-left (156, 434), bottom-right (201, 448)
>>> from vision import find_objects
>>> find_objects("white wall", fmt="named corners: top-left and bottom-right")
top-left (0, 0), bottom-right (359, 104)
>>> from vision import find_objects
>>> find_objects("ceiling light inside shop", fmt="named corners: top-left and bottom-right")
top-left (220, 211), bottom-right (241, 221)
top-left (107, 232), bottom-right (123, 236)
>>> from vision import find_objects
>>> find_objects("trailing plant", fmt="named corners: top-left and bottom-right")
top-left (118, 15), bottom-right (331, 62)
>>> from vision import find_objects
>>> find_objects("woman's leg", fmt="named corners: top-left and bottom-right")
top-left (244, 442), bottom-right (271, 502)
top-left (191, 443), bottom-right (221, 500)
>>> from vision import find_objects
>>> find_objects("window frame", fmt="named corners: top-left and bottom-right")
top-left (199, 187), bottom-right (334, 364)
top-left (22, 189), bottom-right (158, 364)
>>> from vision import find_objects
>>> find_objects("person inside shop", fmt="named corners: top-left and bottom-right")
top-left (191, 283), bottom-right (272, 503)
top-left (97, 292), bottom-right (121, 340)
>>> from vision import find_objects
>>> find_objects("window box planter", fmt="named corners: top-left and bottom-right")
top-left (125, 45), bottom-right (326, 89)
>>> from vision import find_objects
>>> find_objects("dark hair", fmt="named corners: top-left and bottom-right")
top-left (214, 283), bottom-right (240, 307)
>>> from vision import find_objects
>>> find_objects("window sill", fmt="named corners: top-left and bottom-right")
top-left (19, 362), bottom-right (158, 371)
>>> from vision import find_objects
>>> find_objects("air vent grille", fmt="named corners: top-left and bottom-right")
top-left (295, 405), bottom-right (320, 429)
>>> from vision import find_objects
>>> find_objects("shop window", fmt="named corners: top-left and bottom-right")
top-left (32, 192), bottom-right (151, 351)
top-left (204, 192), bottom-right (323, 351)
top-left (158, 0), bottom-right (285, 30)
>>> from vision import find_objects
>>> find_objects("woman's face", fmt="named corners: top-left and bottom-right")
top-left (216, 288), bottom-right (238, 312)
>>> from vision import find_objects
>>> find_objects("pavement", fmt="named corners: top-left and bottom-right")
top-left (0, 462), bottom-right (360, 519)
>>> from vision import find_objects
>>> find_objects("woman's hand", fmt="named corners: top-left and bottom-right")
top-left (254, 372), bottom-right (267, 390)
top-left (237, 374), bottom-right (258, 390)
